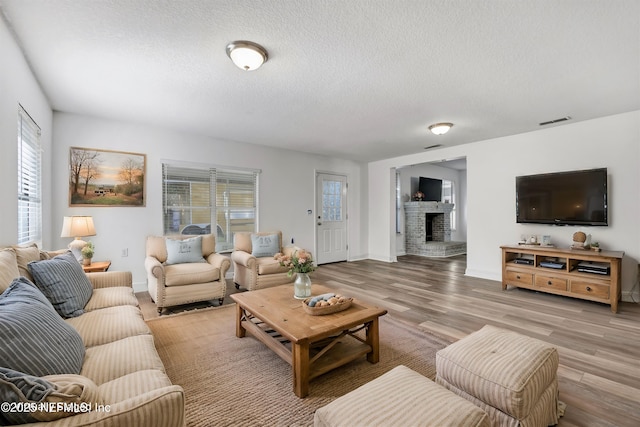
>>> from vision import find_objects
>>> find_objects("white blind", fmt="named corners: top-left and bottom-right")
top-left (17, 105), bottom-right (42, 245)
top-left (162, 162), bottom-right (258, 252)
top-left (214, 169), bottom-right (258, 251)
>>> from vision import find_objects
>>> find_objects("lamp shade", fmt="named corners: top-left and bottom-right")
top-left (60, 216), bottom-right (96, 238)
top-left (226, 41), bottom-right (268, 71)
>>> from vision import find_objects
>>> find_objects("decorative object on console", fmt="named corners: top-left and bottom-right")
top-left (591, 242), bottom-right (601, 252)
top-left (60, 216), bottom-right (96, 263)
top-left (571, 231), bottom-right (588, 249)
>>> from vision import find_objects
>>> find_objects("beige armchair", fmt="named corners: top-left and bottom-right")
top-left (145, 234), bottom-right (230, 314)
top-left (231, 231), bottom-right (296, 291)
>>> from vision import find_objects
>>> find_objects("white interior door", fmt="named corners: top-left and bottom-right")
top-left (316, 173), bottom-right (348, 264)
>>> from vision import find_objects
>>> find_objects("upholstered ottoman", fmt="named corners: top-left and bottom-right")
top-left (436, 325), bottom-right (560, 427)
top-left (314, 365), bottom-right (490, 427)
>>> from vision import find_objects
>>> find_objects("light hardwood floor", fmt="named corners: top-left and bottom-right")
top-left (139, 255), bottom-right (640, 426)
top-left (313, 255), bottom-right (640, 427)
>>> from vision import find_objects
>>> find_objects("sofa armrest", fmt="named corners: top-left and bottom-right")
top-left (86, 271), bottom-right (133, 289)
top-left (230, 250), bottom-right (256, 269)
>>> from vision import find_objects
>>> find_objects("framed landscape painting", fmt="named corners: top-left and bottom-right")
top-left (69, 147), bottom-right (146, 207)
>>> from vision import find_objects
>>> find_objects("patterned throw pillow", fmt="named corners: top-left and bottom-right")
top-left (0, 277), bottom-right (85, 377)
top-left (28, 251), bottom-right (93, 318)
top-left (165, 236), bottom-right (205, 265)
top-left (251, 233), bottom-right (280, 257)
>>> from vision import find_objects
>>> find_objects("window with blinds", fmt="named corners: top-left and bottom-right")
top-left (442, 179), bottom-right (456, 231)
top-left (17, 105), bottom-right (42, 245)
top-left (162, 163), bottom-right (258, 252)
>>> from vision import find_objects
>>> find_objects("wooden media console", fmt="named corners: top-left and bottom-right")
top-left (501, 245), bottom-right (624, 313)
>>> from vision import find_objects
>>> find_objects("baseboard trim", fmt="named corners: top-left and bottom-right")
top-left (465, 268), bottom-right (501, 282)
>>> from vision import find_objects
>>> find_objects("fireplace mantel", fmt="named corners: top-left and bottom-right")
top-left (404, 201), bottom-right (454, 214)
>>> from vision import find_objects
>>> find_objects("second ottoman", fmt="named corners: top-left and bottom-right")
top-left (436, 325), bottom-right (560, 427)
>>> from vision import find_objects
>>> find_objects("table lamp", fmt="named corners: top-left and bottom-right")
top-left (60, 216), bottom-right (96, 262)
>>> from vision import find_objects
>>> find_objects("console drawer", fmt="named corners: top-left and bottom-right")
top-left (506, 270), bottom-right (533, 287)
top-left (570, 280), bottom-right (609, 299)
top-left (535, 275), bottom-right (567, 292)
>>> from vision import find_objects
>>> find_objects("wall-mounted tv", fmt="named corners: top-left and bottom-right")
top-left (516, 168), bottom-right (608, 226)
top-left (419, 177), bottom-right (442, 201)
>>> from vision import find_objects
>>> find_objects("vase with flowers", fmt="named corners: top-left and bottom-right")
top-left (275, 249), bottom-right (317, 299)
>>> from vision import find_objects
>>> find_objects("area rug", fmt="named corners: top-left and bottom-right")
top-left (146, 304), bottom-right (451, 427)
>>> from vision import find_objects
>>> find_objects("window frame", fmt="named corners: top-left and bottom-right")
top-left (162, 161), bottom-right (259, 253)
top-left (17, 105), bottom-right (42, 245)
top-left (442, 179), bottom-right (456, 231)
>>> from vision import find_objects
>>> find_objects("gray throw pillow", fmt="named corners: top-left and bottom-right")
top-left (28, 251), bottom-right (93, 318)
top-left (165, 236), bottom-right (205, 265)
top-left (0, 277), bottom-right (85, 377)
top-left (251, 233), bottom-right (280, 257)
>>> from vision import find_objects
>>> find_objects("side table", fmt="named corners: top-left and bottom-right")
top-left (82, 260), bottom-right (111, 273)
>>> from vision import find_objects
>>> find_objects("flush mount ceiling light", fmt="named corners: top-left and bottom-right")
top-left (226, 40), bottom-right (268, 71)
top-left (428, 123), bottom-right (453, 135)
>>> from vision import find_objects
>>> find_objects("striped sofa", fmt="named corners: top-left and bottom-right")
top-left (1, 245), bottom-right (184, 427)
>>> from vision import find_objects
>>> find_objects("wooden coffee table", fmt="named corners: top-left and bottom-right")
top-left (230, 283), bottom-right (387, 398)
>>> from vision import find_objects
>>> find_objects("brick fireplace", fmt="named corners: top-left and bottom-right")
top-left (404, 201), bottom-right (466, 257)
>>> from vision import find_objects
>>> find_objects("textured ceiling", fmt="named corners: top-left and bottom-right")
top-left (1, 0), bottom-right (638, 162)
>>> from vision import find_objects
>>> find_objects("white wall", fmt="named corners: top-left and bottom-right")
top-left (369, 111), bottom-right (640, 301)
top-left (51, 113), bottom-right (366, 291)
top-left (396, 163), bottom-right (467, 255)
top-left (0, 16), bottom-right (53, 247)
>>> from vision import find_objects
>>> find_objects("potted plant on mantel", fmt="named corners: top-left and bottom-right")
top-left (81, 242), bottom-right (94, 266)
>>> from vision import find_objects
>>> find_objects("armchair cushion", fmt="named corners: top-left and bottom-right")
top-left (165, 236), bottom-right (205, 265)
top-left (250, 233), bottom-right (280, 257)
top-left (28, 251), bottom-right (93, 318)
top-left (164, 263), bottom-right (220, 286)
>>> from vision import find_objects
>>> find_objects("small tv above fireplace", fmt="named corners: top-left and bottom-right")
top-left (418, 177), bottom-right (442, 202)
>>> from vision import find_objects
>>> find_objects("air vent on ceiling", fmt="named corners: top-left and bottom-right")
top-left (539, 116), bottom-right (571, 126)
top-left (424, 144), bottom-right (442, 150)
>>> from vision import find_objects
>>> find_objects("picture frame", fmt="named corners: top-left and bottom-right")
top-left (69, 147), bottom-right (146, 207)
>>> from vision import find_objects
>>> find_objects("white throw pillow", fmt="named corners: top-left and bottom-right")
top-left (251, 234), bottom-right (280, 258)
top-left (165, 236), bottom-right (205, 265)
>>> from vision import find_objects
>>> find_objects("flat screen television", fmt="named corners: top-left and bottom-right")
top-left (419, 177), bottom-right (442, 201)
top-left (516, 168), bottom-right (608, 226)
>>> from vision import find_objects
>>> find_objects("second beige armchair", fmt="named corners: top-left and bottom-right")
top-left (231, 231), bottom-right (296, 291)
